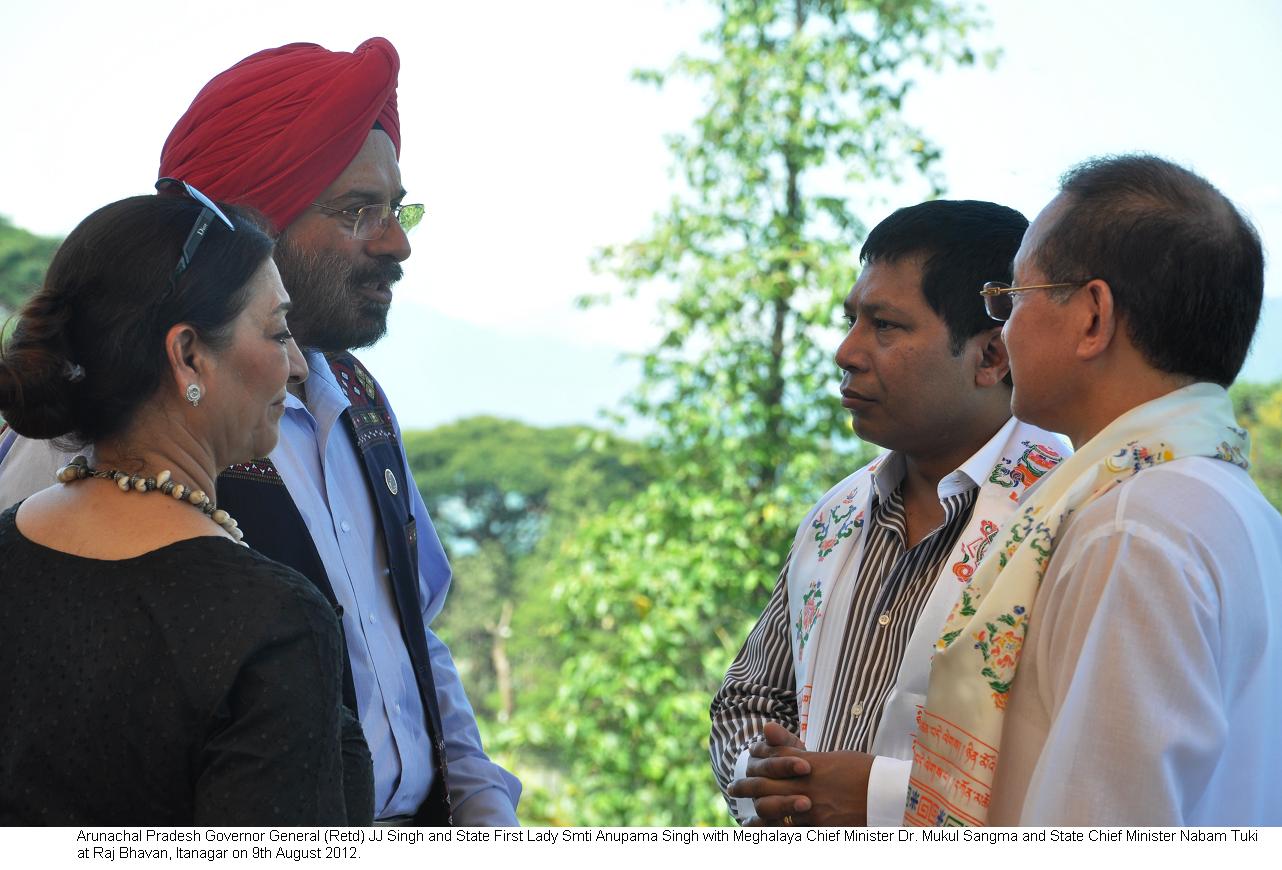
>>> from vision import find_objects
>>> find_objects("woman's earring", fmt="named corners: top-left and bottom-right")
top-left (185, 384), bottom-right (202, 407)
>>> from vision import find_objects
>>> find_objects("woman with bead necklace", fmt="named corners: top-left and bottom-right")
top-left (0, 192), bottom-right (373, 825)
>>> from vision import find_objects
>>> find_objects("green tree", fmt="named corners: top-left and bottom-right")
top-left (0, 215), bottom-right (59, 315)
top-left (514, 0), bottom-right (990, 825)
top-left (402, 417), bottom-right (649, 722)
top-left (1231, 380), bottom-right (1282, 510)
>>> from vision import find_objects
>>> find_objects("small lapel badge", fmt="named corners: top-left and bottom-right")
top-left (384, 468), bottom-right (399, 496)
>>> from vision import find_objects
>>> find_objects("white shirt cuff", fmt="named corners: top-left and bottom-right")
top-left (866, 755), bottom-right (911, 826)
top-left (730, 747), bottom-right (755, 823)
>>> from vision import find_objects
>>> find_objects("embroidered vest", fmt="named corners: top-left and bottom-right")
top-left (216, 353), bottom-right (452, 826)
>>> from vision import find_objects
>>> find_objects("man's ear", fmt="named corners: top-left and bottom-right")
top-left (1075, 279), bottom-right (1117, 363)
top-left (164, 323), bottom-right (211, 399)
top-left (973, 325), bottom-right (1011, 388)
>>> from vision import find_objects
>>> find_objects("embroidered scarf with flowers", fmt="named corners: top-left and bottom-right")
top-left (786, 418), bottom-right (1067, 751)
top-left (904, 383), bottom-right (1250, 827)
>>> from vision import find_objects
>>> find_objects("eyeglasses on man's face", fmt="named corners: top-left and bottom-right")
top-left (979, 279), bottom-right (1095, 322)
top-left (311, 201), bottom-right (426, 241)
top-left (155, 177), bottom-right (235, 283)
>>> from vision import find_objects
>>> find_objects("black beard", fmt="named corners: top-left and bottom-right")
top-left (273, 240), bottom-right (404, 352)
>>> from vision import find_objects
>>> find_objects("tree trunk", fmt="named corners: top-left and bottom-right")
top-left (758, 0), bottom-right (808, 491)
top-left (492, 599), bottom-right (515, 722)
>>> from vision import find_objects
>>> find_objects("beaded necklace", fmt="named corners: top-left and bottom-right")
top-left (56, 454), bottom-right (244, 544)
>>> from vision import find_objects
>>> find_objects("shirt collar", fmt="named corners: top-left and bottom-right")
top-left (868, 414), bottom-right (1019, 503)
top-left (869, 451), bottom-right (906, 503)
top-left (283, 350), bottom-right (351, 428)
top-left (940, 415), bottom-right (1019, 497)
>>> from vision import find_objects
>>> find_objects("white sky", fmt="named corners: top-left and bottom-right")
top-left (2, 0), bottom-right (1279, 428)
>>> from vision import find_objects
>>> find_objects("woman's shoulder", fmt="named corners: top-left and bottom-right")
top-left (146, 540), bottom-right (345, 698)
top-left (172, 538), bottom-right (339, 627)
top-left (2, 502), bottom-right (334, 627)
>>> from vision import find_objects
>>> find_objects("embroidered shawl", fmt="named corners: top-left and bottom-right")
top-left (786, 417), bottom-right (1068, 749)
top-left (904, 383), bottom-right (1250, 826)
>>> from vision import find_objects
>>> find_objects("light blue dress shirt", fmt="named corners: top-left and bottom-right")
top-left (0, 353), bottom-right (522, 824)
top-left (275, 352), bottom-right (521, 823)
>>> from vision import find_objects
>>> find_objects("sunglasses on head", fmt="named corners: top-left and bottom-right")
top-left (155, 177), bottom-right (235, 283)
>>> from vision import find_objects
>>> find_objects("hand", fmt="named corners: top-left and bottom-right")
top-left (727, 723), bottom-right (813, 821)
top-left (729, 724), bottom-right (874, 827)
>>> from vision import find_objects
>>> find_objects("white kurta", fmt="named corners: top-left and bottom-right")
top-left (988, 456), bottom-right (1282, 825)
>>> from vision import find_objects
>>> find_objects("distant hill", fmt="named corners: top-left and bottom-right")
top-left (359, 300), bottom-right (641, 432)
top-left (360, 292), bottom-right (1282, 434)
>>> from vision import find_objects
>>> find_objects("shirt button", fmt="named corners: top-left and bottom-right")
top-left (851, 703), bottom-right (865, 717)
top-left (877, 613), bottom-right (891, 627)
top-left (340, 520), bottom-right (351, 533)
top-left (368, 613), bottom-right (377, 625)
top-left (394, 703), bottom-right (402, 714)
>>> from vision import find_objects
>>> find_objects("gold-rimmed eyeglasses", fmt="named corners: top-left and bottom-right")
top-left (311, 201), bottom-right (426, 241)
top-left (979, 279), bottom-right (1095, 321)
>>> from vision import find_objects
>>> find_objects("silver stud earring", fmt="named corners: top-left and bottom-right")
top-left (185, 384), bottom-right (202, 407)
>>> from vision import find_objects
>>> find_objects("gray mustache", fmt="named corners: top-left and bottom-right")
top-left (354, 259), bottom-right (403, 286)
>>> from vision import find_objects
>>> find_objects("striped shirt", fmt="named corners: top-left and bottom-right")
top-left (709, 460), bottom-right (977, 797)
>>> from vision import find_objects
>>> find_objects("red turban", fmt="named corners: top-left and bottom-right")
top-left (158, 37), bottom-right (401, 232)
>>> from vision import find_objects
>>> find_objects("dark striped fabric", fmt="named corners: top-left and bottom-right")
top-left (709, 475), bottom-right (977, 796)
top-left (816, 484), bottom-right (976, 751)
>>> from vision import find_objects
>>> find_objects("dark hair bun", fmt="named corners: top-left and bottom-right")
top-left (0, 279), bottom-right (80, 439)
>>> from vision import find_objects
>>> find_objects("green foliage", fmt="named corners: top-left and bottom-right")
top-left (402, 417), bottom-right (650, 724)
top-left (509, 0), bottom-right (988, 825)
top-left (502, 473), bottom-right (848, 825)
top-left (1231, 380), bottom-right (1282, 510)
top-left (0, 215), bottom-right (59, 315)
top-left (404, 417), bottom-right (649, 556)
top-left (594, 0), bottom-right (986, 486)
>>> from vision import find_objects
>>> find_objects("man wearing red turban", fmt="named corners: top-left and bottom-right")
top-left (0, 38), bottom-right (521, 826)
top-left (160, 37), bottom-right (402, 233)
